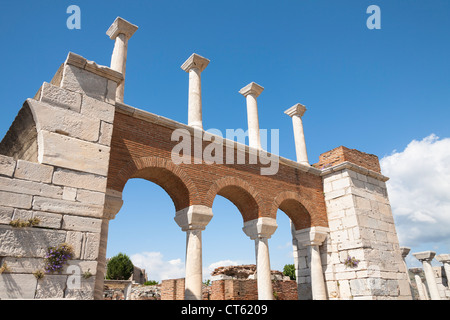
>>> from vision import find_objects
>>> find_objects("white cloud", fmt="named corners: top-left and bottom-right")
top-left (130, 251), bottom-right (184, 282)
top-left (380, 134), bottom-right (450, 250)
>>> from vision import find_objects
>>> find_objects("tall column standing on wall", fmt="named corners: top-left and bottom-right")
top-left (243, 217), bottom-right (278, 300)
top-left (175, 205), bottom-right (213, 300)
top-left (181, 53), bottom-right (210, 130)
top-left (436, 254), bottom-right (450, 285)
top-left (239, 82), bottom-right (264, 150)
top-left (284, 103), bottom-right (309, 166)
top-left (106, 17), bottom-right (139, 103)
top-left (413, 251), bottom-right (442, 300)
top-left (295, 226), bottom-right (329, 300)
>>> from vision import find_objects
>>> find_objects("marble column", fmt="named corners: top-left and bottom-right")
top-left (436, 254), bottom-right (450, 287)
top-left (295, 226), bottom-right (329, 300)
top-left (409, 267), bottom-right (429, 300)
top-left (181, 53), bottom-right (210, 130)
top-left (175, 205), bottom-right (213, 300)
top-left (243, 217), bottom-right (277, 300)
top-left (413, 251), bottom-right (441, 300)
top-left (239, 82), bottom-right (264, 150)
top-left (284, 103), bottom-right (309, 165)
top-left (106, 17), bottom-right (138, 103)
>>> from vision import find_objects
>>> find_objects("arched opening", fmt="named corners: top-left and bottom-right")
top-left (106, 178), bottom-right (186, 284)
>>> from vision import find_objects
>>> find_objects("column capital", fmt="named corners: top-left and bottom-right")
top-left (242, 217), bottom-right (277, 240)
top-left (295, 226), bottom-right (329, 246)
top-left (239, 82), bottom-right (264, 98)
top-left (181, 53), bottom-right (210, 73)
top-left (174, 205), bottom-right (213, 231)
top-left (106, 17), bottom-right (139, 40)
top-left (436, 254), bottom-right (450, 263)
top-left (413, 251), bottom-right (436, 262)
top-left (400, 247), bottom-right (411, 259)
top-left (284, 103), bottom-right (307, 118)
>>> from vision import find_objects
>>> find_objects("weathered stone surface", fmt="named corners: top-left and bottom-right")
top-left (35, 274), bottom-right (67, 299)
top-left (81, 95), bottom-right (115, 123)
top-left (64, 277), bottom-right (96, 300)
top-left (0, 274), bottom-right (37, 299)
top-left (32, 196), bottom-right (104, 218)
top-left (0, 190), bottom-right (32, 209)
top-left (0, 205), bottom-right (14, 224)
top-left (62, 215), bottom-right (102, 233)
top-left (52, 168), bottom-right (107, 193)
top-left (14, 160), bottom-right (53, 183)
top-left (38, 130), bottom-right (110, 176)
top-left (40, 82), bottom-right (82, 112)
top-left (0, 176), bottom-right (62, 200)
top-left (82, 232), bottom-right (100, 260)
top-left (2, 257), bottom-right (44, 273)
top-left (76, 189), bottom-right (105, 205)
top-left (28, 99), bottom-right (101, 143)
top-left (61, 64), bottom-right (109, 101)
top-left (98, 121), bottom-right (113, 146)
top-left (0, 155), bottom-right (16, 177)
top-left (0, 226), bottom-right (66, 257)
top-left (65, 231), bottom-right (84, 259)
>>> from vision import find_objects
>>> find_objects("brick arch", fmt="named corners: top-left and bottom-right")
top-left (205, 176), bottom-right (262, 222)
top-left (273, 191), bottom-right (312, 231)
top-left (108, 156), bottom-right (200, 211)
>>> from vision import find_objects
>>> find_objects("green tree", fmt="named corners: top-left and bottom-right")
top-left (106, 253), bottom-right (134, 280)
top-left (283, 264), bottom-right (296, 280)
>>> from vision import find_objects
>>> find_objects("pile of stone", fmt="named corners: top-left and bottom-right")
top-left (130, 284), bottom-right (161, 300)
top-left (210, 264), bottom-right (289, 281)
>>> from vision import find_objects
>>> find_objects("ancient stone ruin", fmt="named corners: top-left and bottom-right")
top-left (0, 17), bottom-right (448, 300)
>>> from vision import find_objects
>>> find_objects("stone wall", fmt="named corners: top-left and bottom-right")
top-left (315, 162), bottom-right (411, 300)
top-left (313, 146), bottom-right (381, 173)
top-left (0, 52), bottom-right (122, 300)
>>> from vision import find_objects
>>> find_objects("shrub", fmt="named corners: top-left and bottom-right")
top-left (106, 253), bottom-right (134, 280)
top-left (283, 264), bottom-right (296, 280)
top-left (144, 280), bottom-right (159, 286)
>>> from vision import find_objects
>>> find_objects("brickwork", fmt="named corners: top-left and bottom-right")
top-left (106, 109), bottom-right (328, 229)
top-left (313, 146), bottom-right (381, 173)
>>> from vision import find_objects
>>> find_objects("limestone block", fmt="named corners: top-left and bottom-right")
top-left (35, 274), bottom-right (67, 299)
top-left (76, 189), bottom-right (105, 205)
top-left (81, 95), bottom-right (115, 123)
top-left (14, 160), bottom-right (53, 183)
top-left (64, 277), bottom-right (95, 300)
top-left (61, 64), bottom-right (109, 101)
top-left (0, 225), bottom-right (66, 257)
top-left (82, 232), bottom-right (100, 260)
top-left (0, 190), bottom-right (32, 209)
top-left (99, 121), bottom-right (113, 146)
top-left (0, 176), bottom-right (63, 199)
top-left (32, 196), bottom-right (104, 218)
top-left (28, 99), bottom-right (101, 143)
top-left (63, 187), bottom-right (77, 201)
top-left (53, 168), bottom-right (107, 193)
top-left (65, 231), bottom-right (84, 259)
top-left (0, 205), bottom-right (14, 224)
top-left (62, 215), bottom-right (102, 233)
top-left (32, 210), bottom-right (63, 229)
top-left (2, 257), bottom-right (44, 273)
top-left (40, 82), bottom-right (82, 112)
top-left (0, 274), bottom-right (37, 299)
top-left (0, 155), bottom-right (16, 177)
top-left (65, 260), bottom-right (97, 275)
top-left (38, 130), bottom-right (110, 177)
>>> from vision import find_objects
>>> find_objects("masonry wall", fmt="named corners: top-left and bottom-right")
top-left (0, 52), bottom-right (121, 299)
top-left (318, 163), bottom-right (411, 300)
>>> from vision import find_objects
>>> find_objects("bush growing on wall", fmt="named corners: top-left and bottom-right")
top-left (106, 253), bottom-right (134, 280)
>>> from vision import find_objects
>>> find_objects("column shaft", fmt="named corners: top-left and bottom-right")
top-left (246, 93), bottom-right (261, 149)
top-left (422, 260), bottom-right (441, 300)
top-left (255, 237), bottom-right (273, 300)
top-left (110, 33), bottom-right (128, 103)
top-left (185, 229), bottom-right (203, 300)
top-left (188, 68), bottom-right (203, 129)
top-left (413, 274), bottom-right (428, 300)
top-left (309, 244), bottom-right (327, 300)
top-left (291, 115), bottom-right (308, 164)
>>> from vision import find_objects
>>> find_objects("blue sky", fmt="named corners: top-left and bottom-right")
top-left (1, 1), bottom-right (449, 280)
